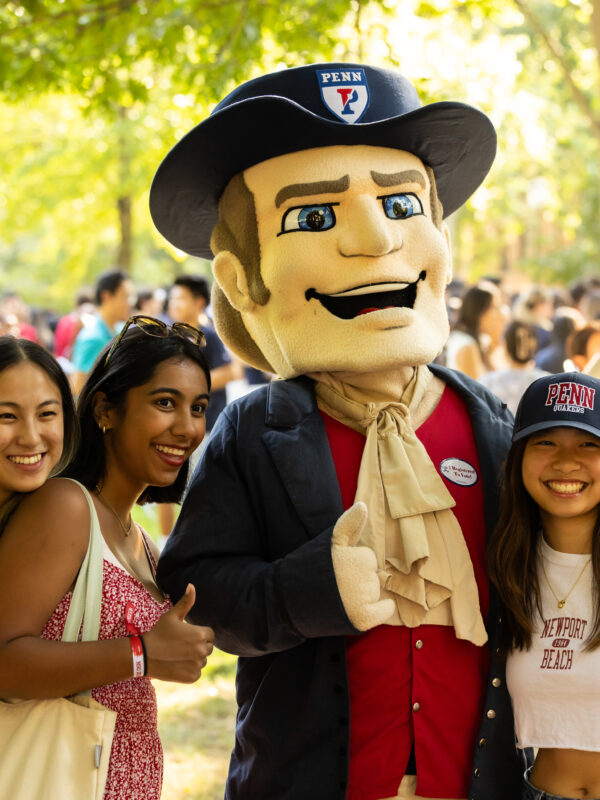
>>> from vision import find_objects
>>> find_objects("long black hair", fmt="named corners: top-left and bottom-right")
top-left (453, 282), bottom-right (499, 370)
top-left (0, 337), bottom-right (77, 529)
top-left (62, 323), bottom-right (211, 504)
top-left (454, 283), bottom-right (496, 340)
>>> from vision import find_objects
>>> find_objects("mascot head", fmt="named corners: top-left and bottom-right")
top-left (150, 64), bottom-right (496, 379)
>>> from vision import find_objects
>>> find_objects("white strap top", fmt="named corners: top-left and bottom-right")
top-left (101, 526), bottom-right (158, 586)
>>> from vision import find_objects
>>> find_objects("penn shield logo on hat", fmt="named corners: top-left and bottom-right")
top-left (513, 372), bottom-right (600, 442)
top-left (316, 68), bottom-right (370, 123)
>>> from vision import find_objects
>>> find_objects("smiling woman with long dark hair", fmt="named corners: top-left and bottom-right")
top-left (487, 372), bottom-right (600, 800)
top-left (0, 318), bottom-right (215, 800)
top-left (0, 336), bottom-right (76, 533)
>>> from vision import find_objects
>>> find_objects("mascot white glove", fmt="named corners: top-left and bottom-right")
top-left (331, 502), bottom-right (395, 631)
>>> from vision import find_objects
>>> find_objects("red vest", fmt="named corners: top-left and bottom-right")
top-left (321, 386), bottom-right (489, 800)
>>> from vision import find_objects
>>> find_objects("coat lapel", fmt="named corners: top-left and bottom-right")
top-left (262, 378), bottom-right (343, 540)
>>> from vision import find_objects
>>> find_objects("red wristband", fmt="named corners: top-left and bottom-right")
top-left (129, 635), bottom-right (145, 678)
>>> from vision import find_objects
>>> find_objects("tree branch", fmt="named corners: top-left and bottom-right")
top-left (513, 0), bottom-right (600, 140)
top-left (0, 0), bottom-right (246, 39)
top-left (214, 0), bottom-right (249, 65)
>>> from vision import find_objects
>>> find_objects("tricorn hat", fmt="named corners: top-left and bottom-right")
top-left (150, 62), bottom-right (497, 260)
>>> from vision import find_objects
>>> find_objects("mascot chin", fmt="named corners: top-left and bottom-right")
top-left (153, 63), bottom-right (528, 800)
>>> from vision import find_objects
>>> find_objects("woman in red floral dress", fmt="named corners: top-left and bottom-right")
top-left (0, 318), bottom-right (215, 800)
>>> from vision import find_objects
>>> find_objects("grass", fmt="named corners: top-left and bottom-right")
top-left (156, 648), bottom-right (238, 800)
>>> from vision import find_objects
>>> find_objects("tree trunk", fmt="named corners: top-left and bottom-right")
top-left (114, 104), bottom-right (132, 271)
top-left (592, 0), bottom-right (600, 64)
top-left (116, 194), bottom-right (132, 271)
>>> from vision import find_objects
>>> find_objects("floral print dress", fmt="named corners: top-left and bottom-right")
top-left (42, 529), bottom-right (171, 800)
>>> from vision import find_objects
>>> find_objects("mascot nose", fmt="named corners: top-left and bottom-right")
top-left (338, 195), bottom-right (399, 257)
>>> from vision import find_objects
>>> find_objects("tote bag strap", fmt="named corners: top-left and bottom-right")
top-left (61, 480), bottom-right (104, 644)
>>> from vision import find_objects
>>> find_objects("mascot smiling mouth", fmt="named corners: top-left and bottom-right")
top-left (305, 270), bottom-right (427, 320)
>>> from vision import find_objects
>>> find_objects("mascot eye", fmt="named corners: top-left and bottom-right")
top-left (280, 204), bottom-right (336, 234)
top-left (381, 193), bottom-right (423, 220)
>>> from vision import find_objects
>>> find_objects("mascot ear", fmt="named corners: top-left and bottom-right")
top-left (441, 221), bottom-right (453, 285)
top-left (213, 251), bottom-right (257, 313)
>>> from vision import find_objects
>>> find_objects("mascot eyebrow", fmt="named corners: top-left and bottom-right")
top-left (370, 169), bottom-right (425, 189)
top-left (275, 176), bottom-right (349, 207)
top-left (274, 169), bottom-right (426, 208)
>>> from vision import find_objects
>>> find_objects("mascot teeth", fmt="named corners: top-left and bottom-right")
top-left (328, 282), bottom-right (412, 298)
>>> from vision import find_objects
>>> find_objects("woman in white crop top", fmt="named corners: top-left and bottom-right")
top-left (487, 371), bottom-right (600, 800)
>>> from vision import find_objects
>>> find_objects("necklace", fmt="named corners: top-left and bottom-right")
top-left (95, 488), bottom-right (134, 537)
top-left (541, 556), bottom-right (591, 609)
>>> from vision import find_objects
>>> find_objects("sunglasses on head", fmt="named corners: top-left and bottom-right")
top-left (104, 315), bottom-right (206, 367)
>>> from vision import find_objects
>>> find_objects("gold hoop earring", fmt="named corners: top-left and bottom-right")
top-left (102, 425), bottom-right (106, 434)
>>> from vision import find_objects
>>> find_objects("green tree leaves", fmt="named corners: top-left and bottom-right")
top-left (0, 0), bottom-right (599, 305)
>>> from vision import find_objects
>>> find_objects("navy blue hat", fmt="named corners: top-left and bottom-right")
top-left (513, 372), bottom-right (600, 442)
top-left (150, 62), bottom-right (497, 259)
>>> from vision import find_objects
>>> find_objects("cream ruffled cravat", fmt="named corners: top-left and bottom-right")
top-left (314, 366), bottom-right (487, 646)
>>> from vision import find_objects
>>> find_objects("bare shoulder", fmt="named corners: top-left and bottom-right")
top-left (5, 478), bottom-right (91, 551)
top-left (0, 479), bottom-right (94, 640)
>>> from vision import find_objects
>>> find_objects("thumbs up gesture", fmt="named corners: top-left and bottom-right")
top-left (143, 583), bottom-right (215, 683)
top-left (331, 503), bottom-right (395, 631)
top-left (172, 582), bottom-right (197, 621)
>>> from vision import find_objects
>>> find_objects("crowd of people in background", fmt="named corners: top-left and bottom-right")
top-left (440, 273), bottom-right (600, 413)
top-left (1, 269), bottom-right (599, 437)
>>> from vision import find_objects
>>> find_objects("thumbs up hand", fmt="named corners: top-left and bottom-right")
top-left (143, 583), bottom-right (215, 683)
top-left (331, 503), bottom-right (395, 631)
top-left (172, 582), bottom-right (197, 621)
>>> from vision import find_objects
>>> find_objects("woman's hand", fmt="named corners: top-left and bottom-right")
top-left (144, 584), bottom-right (214, 683)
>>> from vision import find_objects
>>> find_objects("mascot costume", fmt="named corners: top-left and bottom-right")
top-left (152, 64), bottom-right (529, 800)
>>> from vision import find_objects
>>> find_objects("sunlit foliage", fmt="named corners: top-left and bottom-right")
top-left (0, 1), bottom-right (599, 307)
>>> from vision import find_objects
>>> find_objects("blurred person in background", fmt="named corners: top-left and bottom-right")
top-left (135, 286), bottom-right (167, 319)
top-left (243, 364), bottom-right (273, 392)
top-left (53, 288), bottom-right (95, 362)
top-left (479, 320), bottom-right (548, 415)
top-left (512, 286), bottom-right (554, 351)
top-left (0, 292), bottom-right (40, 343)
top-left (445, 278), bottom-right (466, 330)
top-left (549, 287), bottom-right (573, 313)
top-left (580, 289), bottom-right (600, 323)
top-left (444, 280), bottom-right (509, 379)
top-left (565, 321), bottom-right (600, 373)
top-left (570, 276), bottom-right (600, 320)
top-left (534, 307), bottom-right (583, 374)
top-left (71, 269), bottom-right (134, 395)
top-left (30, 307), bottom-right (58, 351)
